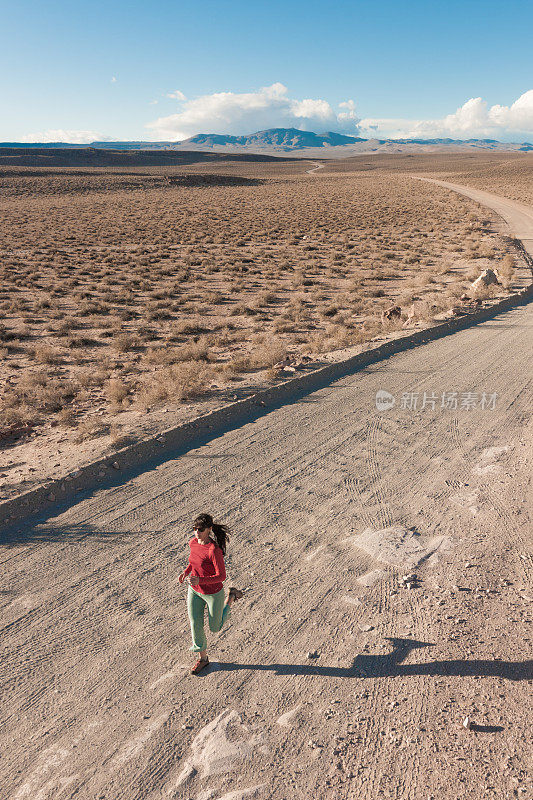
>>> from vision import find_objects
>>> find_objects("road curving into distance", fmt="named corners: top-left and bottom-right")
top-left (305, 160), bottom-right (325, 175)
top-left (1, 183), bottom-right (532, 800)
top-left (414, 177), bottom-right (533, 258)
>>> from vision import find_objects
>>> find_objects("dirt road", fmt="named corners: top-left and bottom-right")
top-left (305, 161), bottom-right (325, 175)
top-left (1, 185), bottom-right (532, 800)
top-left (415, 177), bottom-right (533, 251)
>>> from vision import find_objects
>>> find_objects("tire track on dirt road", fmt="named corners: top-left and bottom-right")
top-left (448, 412), bottom-right (533, 585)
top-left (347, 419), bottom-right (435, 800)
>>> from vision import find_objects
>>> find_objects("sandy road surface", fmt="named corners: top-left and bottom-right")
top-left (305, 161), bottom-right (325, 175)
top-left (1, 185), bottom-right (533, 800)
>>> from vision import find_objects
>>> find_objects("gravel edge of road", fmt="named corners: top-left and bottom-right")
top-left (1, 276), bottom-right (532, 535)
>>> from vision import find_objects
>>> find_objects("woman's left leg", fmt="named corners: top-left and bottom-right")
top-left (205, 588), bottom-right (231, 633)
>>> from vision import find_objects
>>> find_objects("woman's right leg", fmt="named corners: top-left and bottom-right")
top-left (187, 586), bottom-right (208, 653)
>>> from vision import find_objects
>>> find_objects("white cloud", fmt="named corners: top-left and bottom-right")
top-left (21, 88), bottom-right (533, 147)
top-left (21, 130), bottom-right (112, 144)
top-left (290, 98), bottom-right (332, 120)
top-left (147, 82), bottom-right (361, 140)
top-left (338, 99), bottom-right (360, 127)
top-left (167, 89), bottom-right (186, 101)
top-left (360, 90), bottom-right (533, 141)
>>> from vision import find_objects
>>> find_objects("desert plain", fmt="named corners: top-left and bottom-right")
top-left (0, 150), bottom-right (532, 799)
top-left (0, 151), bottom-right (531, 496)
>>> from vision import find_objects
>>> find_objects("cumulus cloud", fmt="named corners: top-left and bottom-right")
top-left (146, 82), bottom-right (361, 140)
top-left (21, 130), bottom-right (112, 144)
top-left (147, 84), bottom-right (533, 142)
top-left (360, 90), bottom-right (533, 141)
top-left (338, 99), bottom-right (359, 126)
top-left (166, 89), bottom-right (186, 101)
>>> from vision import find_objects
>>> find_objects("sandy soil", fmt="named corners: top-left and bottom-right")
top-left (1, 181), bottom-right (532, 800)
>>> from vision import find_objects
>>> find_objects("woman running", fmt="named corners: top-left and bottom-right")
top-left (178, 513), bottom-right (243, 675)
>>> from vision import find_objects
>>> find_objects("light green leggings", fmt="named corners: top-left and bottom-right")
top-left (187, 586), bottom-right (231, 652)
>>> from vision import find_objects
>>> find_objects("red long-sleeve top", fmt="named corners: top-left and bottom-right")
top-left (183, 537), bottom-right (227, 595)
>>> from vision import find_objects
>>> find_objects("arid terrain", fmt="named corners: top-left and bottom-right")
top-left (1, 276), bottom-right (532, 800)
top-left (1, 151), bottom-right (532, 800)
top-left (1, 152), bottom-right (531, 502)
top-left (325, 151), bottom-right (533, 206)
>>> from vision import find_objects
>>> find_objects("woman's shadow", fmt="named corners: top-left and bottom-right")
top-left (210, 637), bottom-right (532, 682)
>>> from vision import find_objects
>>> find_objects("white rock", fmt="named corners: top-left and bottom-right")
top-left (471, 268), bottom-right (500, 289)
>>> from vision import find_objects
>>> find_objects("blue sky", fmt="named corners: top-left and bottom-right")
top-left (2, 0), bottom-right (533, 142)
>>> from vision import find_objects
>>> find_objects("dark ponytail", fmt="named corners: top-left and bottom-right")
top-left (193, 512), bottom-right (230, 556)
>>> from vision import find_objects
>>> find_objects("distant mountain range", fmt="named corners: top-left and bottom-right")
top-left (178, 128), bottom-right (533, 153)
top-left (2, 128), bottom-right (533, 157)
top-left (180, 128), bottom-right (368, 149)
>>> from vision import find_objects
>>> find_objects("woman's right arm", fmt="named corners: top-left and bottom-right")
top-left (178, 563), bottom-right (192, 583)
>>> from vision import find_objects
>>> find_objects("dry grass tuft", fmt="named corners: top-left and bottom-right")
top-left (137, 361), bottom-right (211, 409)
top-left (106, 378), bottom-right (130, 409)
